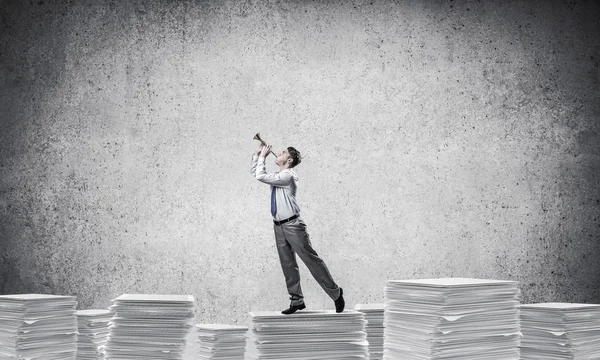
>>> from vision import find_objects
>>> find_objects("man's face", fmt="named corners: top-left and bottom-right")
top-left (276, 148), bottom-right (291, 166)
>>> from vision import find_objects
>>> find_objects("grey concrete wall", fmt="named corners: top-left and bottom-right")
top-left (1, 0), bottom-right (599, 324)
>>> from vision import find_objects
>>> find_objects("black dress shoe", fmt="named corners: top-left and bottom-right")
top-left (335, 288), bottom-right (345, 313)
top-left (282, 303), bottom-right (306, 315)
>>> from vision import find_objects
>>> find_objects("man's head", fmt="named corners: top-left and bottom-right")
top-left (275, 147), bottom-right (302, 169)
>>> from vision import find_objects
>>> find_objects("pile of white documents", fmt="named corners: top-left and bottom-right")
top-left (188, 323), bottom-right (248, 359)
top-left (104, 294), bottom-right (195, 360)
top-left (520, 302), bottom-right (600, 359)
top-left (0, 294), bottom-right (77, 360)
top-left (355, 304), bottom-right (385, 360)
top-left (247, 310), bottom-right (368, 360)
top-left (76, 309), bottom-right (112, 360)
top-left (384, 278), bottom-right (521, 360)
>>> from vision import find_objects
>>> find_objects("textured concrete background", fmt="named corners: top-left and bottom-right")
top-left (1, 0), bottom-right (599, 324)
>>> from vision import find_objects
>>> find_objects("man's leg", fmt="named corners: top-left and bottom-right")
top-left (274, 223), bottom-right (304, 306)
top-left (281, 218), bottom-right (341, 301)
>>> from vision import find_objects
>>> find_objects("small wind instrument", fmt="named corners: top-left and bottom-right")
top-left (253, 133), bottom-right (277, 157)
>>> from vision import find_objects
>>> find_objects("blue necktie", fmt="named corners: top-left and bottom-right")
top-left (271, 187), bottom-right (277, 217)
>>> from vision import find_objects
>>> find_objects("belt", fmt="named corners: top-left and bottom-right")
top-left (273, 214), bottom-right (299, 226)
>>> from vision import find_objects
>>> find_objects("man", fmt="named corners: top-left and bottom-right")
top-left (251, 143), bottom-right (345, 315)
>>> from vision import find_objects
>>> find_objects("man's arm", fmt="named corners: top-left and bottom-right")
top-left (250, 146), bottom-right (263, 177)
top-left (255, 156), bottom-right (293, 186)
top-left (251, 154), bottom-right (259, 177)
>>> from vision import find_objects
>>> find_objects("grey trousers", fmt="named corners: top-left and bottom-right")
top-left (274, 217), bottom-right (341, 306)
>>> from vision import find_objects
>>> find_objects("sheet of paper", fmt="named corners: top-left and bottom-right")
top-left (520, 302), bottom-right (600, 359)
top-left (384, 278), bottom-right (521, 359)
top-left (247, 310), bottom-right (368, 359)
top-left (0, 294), bottom-right (77, 360)
top-left (104, 293), bottom-right (195, 360)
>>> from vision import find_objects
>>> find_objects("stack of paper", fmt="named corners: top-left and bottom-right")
top-left (247, 310), bottom-right (368, 359)
top-left (0, 294), bottom-right (77, 360)
top-left (76, 309), bottom-right (112, 360)
top-left (355, 304), bottom-right (385, 360)
top-left (384, 278), bottom-right (521, 360)
top-left (520, 303), bottom-right (600, 359)
top-left (187, 324), bottom-right (248, 359)
top-left (104, 294), bottom-right (195, 360)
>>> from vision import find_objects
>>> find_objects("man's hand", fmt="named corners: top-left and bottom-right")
top-left (255, 144), bottom-right (264, 156)
top-left (260, 144), bottom-right (272, 158)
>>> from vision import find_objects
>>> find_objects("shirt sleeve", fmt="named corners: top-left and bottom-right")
top-left (255, 156), bottom-right (293, 186)
top-left (250, 154), bottom-right (259, 177)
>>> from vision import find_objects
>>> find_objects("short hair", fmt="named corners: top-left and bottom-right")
top-left (287, 147), bottom-right (302, 168)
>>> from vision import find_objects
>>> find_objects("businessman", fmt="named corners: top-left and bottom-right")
top-left (251, 143), bottom-right (345, 315)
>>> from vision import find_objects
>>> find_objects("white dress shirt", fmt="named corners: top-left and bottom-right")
top-left (251, 154), bottom-right (301, 221)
